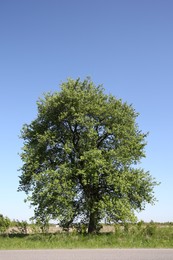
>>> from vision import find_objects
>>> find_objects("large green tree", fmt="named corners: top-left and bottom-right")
top-left (19, 78), bottom-right (157, 233)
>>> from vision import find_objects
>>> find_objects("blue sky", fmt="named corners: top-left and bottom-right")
top-left (0, 0), bottom-right (173, 222)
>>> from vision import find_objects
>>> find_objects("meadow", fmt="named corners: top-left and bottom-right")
top-left (0, 222), bottom-right (173, 249)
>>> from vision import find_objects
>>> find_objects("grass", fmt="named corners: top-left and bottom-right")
top-left (0, 223), bottom-right (173, 249)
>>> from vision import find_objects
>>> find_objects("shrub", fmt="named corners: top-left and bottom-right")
top-left (0, 214), bottom-right (11, 234)
top-left (15, 220), bottom-right (28, 234)
top-left (145, 221), bottom-right (157, 237)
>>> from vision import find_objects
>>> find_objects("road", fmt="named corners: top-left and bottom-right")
top-left (0, 249), bottom-right (173, 260)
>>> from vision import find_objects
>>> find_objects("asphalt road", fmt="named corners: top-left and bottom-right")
top-left (0, 249), bottom-right (173, 260)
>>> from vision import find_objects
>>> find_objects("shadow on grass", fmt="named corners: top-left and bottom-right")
top-left (1, 233), bottom-right (29, 238)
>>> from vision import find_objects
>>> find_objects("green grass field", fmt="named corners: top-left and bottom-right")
top-left (0, 223), bottom-right (173, 249)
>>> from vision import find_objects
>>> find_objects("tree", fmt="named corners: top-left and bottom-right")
top-left (18, 78), bottom-right (158, 233)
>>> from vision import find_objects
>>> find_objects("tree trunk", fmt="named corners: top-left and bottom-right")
top-left (88, 212), bottom-right (97, 234)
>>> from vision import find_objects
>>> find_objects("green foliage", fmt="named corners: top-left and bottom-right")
top-left (35, 218), bottom-right (50, 233)
top-left (15, 220), bottom-right (28, 234)
top-left (29, 221), bottom-right (42, 234)
top-left (114, 223), bottom-right (122, 235)
top-left (145, 221), bottom-right (157, 237)
top-left (123, 222), bottom-right (130, 233)
top-left (0, 214), bottom-right (11, 234)
top-left (74, 223), bottom-right (88, 234)
top-left (18, 78), bottom-right (158, 233)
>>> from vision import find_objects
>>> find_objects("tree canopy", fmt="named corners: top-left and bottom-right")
top-left (18, 78), bottom-right (158, 233)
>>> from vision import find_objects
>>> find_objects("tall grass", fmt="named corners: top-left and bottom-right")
top-left (0, 222), bottom-right (173, 249)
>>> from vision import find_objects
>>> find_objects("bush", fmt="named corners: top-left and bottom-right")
top-left (30, 222), bottom-right (42, 234)
top-left (15, 220), bottom-right (28, 234)
top-left (114, 223), bottom-right (122, 236)
top-left (145, 221), bottom-right (157, 237)
top-left (0, 214), bottom-right (11, 234)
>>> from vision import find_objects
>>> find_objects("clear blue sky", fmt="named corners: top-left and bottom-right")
top-left (0, 0), bottom-right (173, 222)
